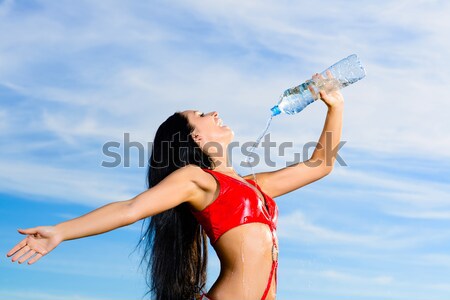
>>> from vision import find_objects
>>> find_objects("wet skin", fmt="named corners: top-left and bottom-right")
top-left (7, 75), bottom-right (343, 300)
top-left (183, 110), bottom-right (278, 299)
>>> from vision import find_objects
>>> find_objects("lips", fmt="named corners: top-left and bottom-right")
top-left (217, 118), bottom-right (223, 126)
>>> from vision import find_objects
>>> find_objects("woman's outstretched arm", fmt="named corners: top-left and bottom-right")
top-left (6, 199), bottom-right (134, 265)
top-left (6, 165), bottom-right (205, 265)
top-left (247, 71), bottom-right (345, 198)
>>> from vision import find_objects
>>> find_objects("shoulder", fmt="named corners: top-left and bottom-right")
top-left (127, 165), bottom-right (217, 220)
top-left (175, 165), bottom-right (218, 194)
top-left (171, 165), bottom-right (218, 211)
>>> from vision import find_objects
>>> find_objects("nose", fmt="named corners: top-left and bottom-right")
top-left (209, 111), bottom-right (219, 118)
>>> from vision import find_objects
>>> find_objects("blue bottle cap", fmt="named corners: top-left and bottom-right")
top-left (271, 105), bottom-right (281, 116)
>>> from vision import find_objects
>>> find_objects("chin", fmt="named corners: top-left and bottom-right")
top-left (224, 127), bottom-right (234, 139)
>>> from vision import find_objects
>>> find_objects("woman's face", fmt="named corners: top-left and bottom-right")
top-left (182, 110), bottom-right (234, 151)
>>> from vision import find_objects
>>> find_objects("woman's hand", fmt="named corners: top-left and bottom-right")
top-left (6, 226), bottom-right (63, 265)
top-left (309, 70), bottom-right (345, 109)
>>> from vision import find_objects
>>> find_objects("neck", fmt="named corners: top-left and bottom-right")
top-left (208, 145), bottom-right (237, 175)
top-left (211, 157), bottom-right (234, 172)
top-left (213, 163), bottom-right (237, 174)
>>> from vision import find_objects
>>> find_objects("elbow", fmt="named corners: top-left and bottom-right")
top-left (322, 155), bottom-right (337, 176)
top-left (322, 165), bottom-right (334, 176)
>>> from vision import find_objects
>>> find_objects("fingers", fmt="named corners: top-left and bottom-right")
top-left (312, 70), bottom-right (334, 80)
top-left (307, 83), bottom-right (318, 99)
top-left (325, 69), bottom-right (334, 78)
top-left (8, 243), bottom-right (44, 265)
top-left (17, 249), bottom-right (37, 264)
top-left (7, 235), bottom-right (48, 265)
top-left (6, 239), bottom-right (27, 257)
top-left (312, 73), bottom-right (322, 81)
top-left (28, 253), bottom-right (43, 265)
top-left (310, 73), bottom-right (323, 100)
top-left (10, 245), bottom-right (30, 262)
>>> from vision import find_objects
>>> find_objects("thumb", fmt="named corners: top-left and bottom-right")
top-left (319, 90), bottom-right (327, 99)
top-left (18, 227), bottom-right (37, 235)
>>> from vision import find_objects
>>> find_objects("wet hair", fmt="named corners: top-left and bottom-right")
top-left (135, 112), bottom-right (214, 300)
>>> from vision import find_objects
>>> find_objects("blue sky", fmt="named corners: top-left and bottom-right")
top-left (1, 0), bottom-right (450, 299)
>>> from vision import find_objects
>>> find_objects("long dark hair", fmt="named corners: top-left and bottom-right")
top-left (136, 112), bottom-right (214, 300)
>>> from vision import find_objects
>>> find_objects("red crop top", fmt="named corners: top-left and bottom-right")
top-left (190, 168), bottom-right (278, 245)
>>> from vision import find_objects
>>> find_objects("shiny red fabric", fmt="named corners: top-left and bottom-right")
top-left (191, 168), bottom-right (279, 300)
top-left (191, 168), bottom-right (278, 245)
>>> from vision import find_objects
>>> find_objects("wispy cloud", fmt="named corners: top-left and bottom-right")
top-left (1, 1), bottom-right (449, 300)
top-left (277, 209), bottom-right (448, 250)
top-left (387, 210), bottom-right (450, 220)
top-left (0, 0), bottom-right (448, 161)
top-left (0, 160), bottom-right (138, 206)
top-left (316, 269), bottom-right (394, 285)
top-left (329, 167), bottom-right (450, 206)
top-left (278, 259), bottom-right (449, 300)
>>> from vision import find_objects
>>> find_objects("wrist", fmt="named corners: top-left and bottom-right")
top-left (54, 224), bottom-right (67, 242)
top-left (327, 102), bottom-right (344, 112)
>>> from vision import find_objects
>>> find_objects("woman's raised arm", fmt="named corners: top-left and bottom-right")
top-left (246, 71), bottom-right (345, 198)
top-left (6, 165), bottom-right (205, 265)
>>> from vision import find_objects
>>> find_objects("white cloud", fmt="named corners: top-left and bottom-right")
top-left (169, 0), bottom-right (450, 158)
top-left (278, 209), bottom-right (450, 250)
top-left (387, 210), bottom-right (450, 220)
top-left (278, 259), bottom-right (448, 300)
top-left (40, 109), bottom-right (122, 145)
top-left (418, 253), bottom-right (450, 269)
top-left (319, 269), bottom-right (394, 285)
top-left (330, 167), bottom-right (450, 206)
top-left (1, 2), bottom-right (450, 299)
top-left (1, 0), bottom-right (449, 161)
top-left (0, 2), bottom-right (447, 248)
top-left (0, 160), bottom-right (139, 206)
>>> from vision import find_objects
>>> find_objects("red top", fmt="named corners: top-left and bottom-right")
top-left (191, 168), bottom-right (278, 245)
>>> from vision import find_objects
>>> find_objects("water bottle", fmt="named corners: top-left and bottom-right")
top-left (270, 54), bottom-right (366, 116)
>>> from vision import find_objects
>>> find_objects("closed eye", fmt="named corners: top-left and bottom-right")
top-left (200, 112), bottom-right (205, 117)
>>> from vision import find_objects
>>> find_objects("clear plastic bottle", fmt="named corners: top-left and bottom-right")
top-left (270, 54), bottom-right (366, 116)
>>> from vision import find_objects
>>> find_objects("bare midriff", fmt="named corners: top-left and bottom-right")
top-left (206, 223), bottom-right (278, 300)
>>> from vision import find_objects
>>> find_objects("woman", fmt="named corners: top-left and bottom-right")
top-left (6, 72), bottom-right (344, 300)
